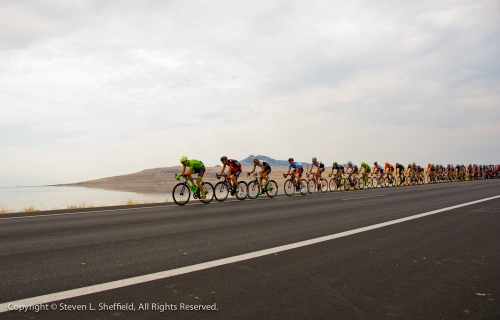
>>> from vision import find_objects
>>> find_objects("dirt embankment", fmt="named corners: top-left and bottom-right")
top-left (68, 166), bottom-right (312, 194)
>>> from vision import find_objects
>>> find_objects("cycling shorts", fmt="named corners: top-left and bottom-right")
top-left (193, 166), bottom-right (205, 178)
top-left (262, 168), bottom-right (271, 176)
top-left (293, 168), bottom-right (304, 176)
top-left (387, 167), bottom-right (394, 172)
top-left (230, 166), bottom-right (242, 177)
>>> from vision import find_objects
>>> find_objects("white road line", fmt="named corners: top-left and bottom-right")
top-left (1, 194), bottom-right (498, 313)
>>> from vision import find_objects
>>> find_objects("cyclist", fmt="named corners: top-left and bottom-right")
top-left (346, 161), bottom-right (358, 186)
top-left (330, 162), bottom-right (345, 178)
top-left (385, 162), bottom-right (395, 183)
top-left (284, 158), bottom-right (304, 191)
top-left (309, 157), bottom-right (326, 189)
top-left (178, 156), bottom-right (206, 200)
top-left (427, 163), bottom-right (436, 181)
top-left (248, 156), bottom-right (272, 194)
top-left (219, 156), bottom-right (242, 195)
top-left (395, 162), bottom-right (405, 176)
top-left (372, 162), bottom-right (384, 185)
top-left (360, 162), bottom-right (371, 186)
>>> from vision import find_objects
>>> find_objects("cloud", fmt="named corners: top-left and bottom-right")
top-left (0, 0), bottom-right (499, 183)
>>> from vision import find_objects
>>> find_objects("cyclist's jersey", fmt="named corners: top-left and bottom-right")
top-left (311, 161), bottom-right (324, 169)
top-left (185, 159), bottom-right (204, 170)
top-left (374, 164), bottom-right (383, 172)
top-left (347, 164), bottom-right (358, 172)
top-left (395, 164), bottom-right (404, 171)
top-left (254, 160), bottom-right (270, 169)
top-left (361, 163), bottom-right (371, 172)
top-left (334, 165), bottom-right (344, 173)
top-left (417, 166), bottom-right (423, 172)
top-left (227, 159), bottom-right (241, 168)
top-left (289, 162), bottom-right (303, 169)
top-left (385, 163), bottom-right (394, 169)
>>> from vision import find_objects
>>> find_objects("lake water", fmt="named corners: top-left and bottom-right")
top-left (0, 186), bottom-right (171, 212)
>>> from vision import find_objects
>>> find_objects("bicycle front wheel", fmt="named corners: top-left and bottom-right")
top-left (214, 181), bottom-right (229, 202)
top-left (236, 181), bottom-right (248, 200)
top-left (247, 181), bottom-right (260, 199)
top-left (320, 179), bottom-right (329, 193)
top-left (172, 183), bottom-right (190, 205)
top-left (307, 179), bottom-right (316, 194)
top-left (284, 179), bottom-right (295, 196)
top-left (265, 180), bottom-right (279, 198)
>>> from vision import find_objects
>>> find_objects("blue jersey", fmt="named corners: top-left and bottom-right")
top-left (335, 165), bottom-right (345, 172)
top-left (289, 162), bottom-right (303, 169)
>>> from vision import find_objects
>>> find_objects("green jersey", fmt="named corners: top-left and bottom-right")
top-left (361, 163), bottom-right (370, 172)
top-left (186, 159), bottom-right (204, 170)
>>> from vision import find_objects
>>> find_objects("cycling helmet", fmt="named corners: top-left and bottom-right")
top-left (332, 162), bottom-right (338, 166)
top-left (312, 157), bottom-right (317, 162)
top-left (220, 156), bottom-right (228, 162)
top-left (413, 162), bottom-right (415, 165)
top-left (253, 156), bottom-right (258, 161)
top-left (288, 158), bottom-right (294, 162)
top-left (347, 161), bottom-right (352, 165)
top-left (396, 162), bottom-right (399, 165)
top-left (361, 162), bottom-right (366, 166)
top-left (408, 164), bottom-right (411, 167)
top-left (180, 156), bottom-right (188, 163)
top-left (374, 161), bottom-right (378, 165)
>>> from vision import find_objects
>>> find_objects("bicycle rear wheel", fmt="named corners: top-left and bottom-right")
top-left (247, 181), bottom-right (260, 199)
top-left (214, 181), bottom-right (229, 202)
top-left (344, 178), bottom-right (351, 191)
top-left (265, 180), bottom-right (278, 198)
top-left (200, 182), bottom-right (214, 204)
top-left (236, 181), bottom-right (248, 200)
top-left (284, 179), bottom-right (295, 196)
top-left (172, 183), bottom-right (190, 205)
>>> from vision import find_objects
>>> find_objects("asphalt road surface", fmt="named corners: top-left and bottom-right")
top-left (1, 179), bottom-right (499, 319)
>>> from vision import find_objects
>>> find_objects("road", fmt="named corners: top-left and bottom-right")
top-left (1, 179), bottom-right (499, 319)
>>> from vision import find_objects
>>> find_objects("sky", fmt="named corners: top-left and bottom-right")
top-left (1, 0), bottom-right (499, 186)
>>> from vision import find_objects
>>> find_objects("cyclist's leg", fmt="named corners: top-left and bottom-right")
top-left (194, 167), bottom-right (205, 194)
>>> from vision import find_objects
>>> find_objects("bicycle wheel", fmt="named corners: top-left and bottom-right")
top-left (247, 181), bottom-right (260, 199)
top-left (214, 181), bottom-right (229, 202)
top-left (236, 181), bottom-right (248, 200)
top-left (200, 182), bottom-right (214, 204)
top-left (365, 177), bottom-right (373, 189)
top-left (357, 177), bottom-right (365, 190)
top-left (172, 183), bottom-right (190, 205)
top-left (320, 179), bottom-right (329, 193)
top-left (284, 179), bottom-right (295, 196)
top-left (265, 180), bottom-right (278, 198)
top-left (299, 179), bottom-right (308, 195)
top-left (344, 178), bottom-right (351, 191)
top-left (307, 179), bottom-right (316, 194)
top-left (329, 178), bottom-right (337, 192)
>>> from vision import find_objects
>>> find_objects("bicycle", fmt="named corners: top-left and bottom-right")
top-left (328, 174), bottom-right (345, 191)
top-left (172, 175), bottom-right (214, 205)
top-left (246, 173), bottom-right (278, 199)
top-left (371, 174), bottom-right (387, 188)
top-left (214, 174), bottom-right (248, 201)
top-left (305, 173), bottom-right (328, 193)
top-left (344, 174), bottom-right (361, 191)
top-left (283, 174), bottom-right (308, 196)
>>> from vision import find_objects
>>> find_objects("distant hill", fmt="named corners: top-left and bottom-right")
top-left (240, 155), bottom-right (311, 168)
